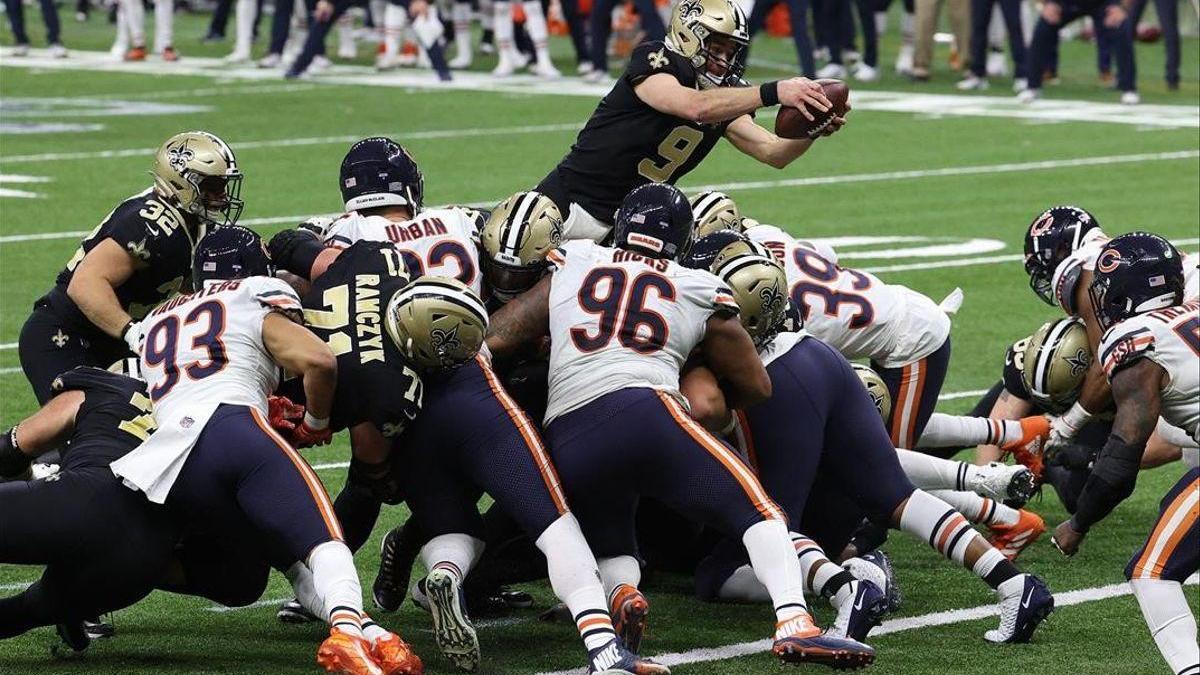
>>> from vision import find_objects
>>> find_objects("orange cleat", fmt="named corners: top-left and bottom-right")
top-left (609, 583), bottom-right (649, 653)
top-left (772, 611), bottom-right (875, 670)
top-left (370, 632), bottom-right (423, 675)
top-left (161, 46), bottom-right (179, 61)
top-left (317, 629), bottom-right (385, 675)
top-left (124, 46), bottom-right (147, 61)
top-left (1002, 416), bottom-right (1049, 478)
top-left (988, 509), bottom-right (1046, 561)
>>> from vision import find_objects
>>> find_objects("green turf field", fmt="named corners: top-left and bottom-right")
top-left (1, 14), bottom-right (1199, 673)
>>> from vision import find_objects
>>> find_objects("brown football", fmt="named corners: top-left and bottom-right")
top-left (774, 79), bottom-right (850, 140)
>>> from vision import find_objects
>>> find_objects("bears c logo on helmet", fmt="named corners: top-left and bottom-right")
top-left (1096, 248), bottom-right (1122, 273)
top-left (1029, 213), bottom-right (1055, 237)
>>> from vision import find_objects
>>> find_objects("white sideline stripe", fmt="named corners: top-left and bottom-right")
top-left (0, 123), bottom-right (581, 165)
top-left (535, 576), bottom-right (1200, 675)
top-left (938, 389), bottom-right (989, 401)
top-left (0, 150), bottom-right (1195, 244)
top-left (0, 367), bottom-right (22, 375)
top-left (0, 582), bottom-right (32, 591)
top-left (204, 597), bottom-right (290, 613)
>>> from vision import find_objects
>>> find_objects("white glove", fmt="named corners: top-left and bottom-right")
top-left (297, 216), bottom-right (333, 240)
top-left (122, 320), bottom-right (144, 355)
top-left (411, 9), bottom-right (444, 47)
top-left (1047, 401), bottom-right (1093, 450)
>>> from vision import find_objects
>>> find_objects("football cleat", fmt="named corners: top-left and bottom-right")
top-left (54, 621), bottom-right (90, 655)
top-left (587, 638), bottom-right (671, 674)
top-left (370, 632), bottom-right (424, 675)
top-left (278, 598), bottom-right (321, 624)
top-left (843, 550), bottom-right (902, 613)
top-left (424, 568), bottom-right (480, 672)
top-left (124, 46), bottom-right (147, 61)
top-left (317, 629), bottom-right (386, 675)
top-left (374, 526), bottom-right (417, 613)
top-left (987, 509), bottom-right (1046, 561)
top-left (161, 46), bottom-right (179, 62)
top-left (827, 580), bottom-right (889, 642)
top-left (83, 615), bottom-right (115, 639)
top-left (971, 462), bottom-right (1038, 505)
top-left (985, 574), bottom-right (1054, 643)
top-left (1002, 416), bottom-right (1049, 478)
top-left (609, 584), bottom-right (649, 654)
top-left (772, 611), bottom-right (875, 670)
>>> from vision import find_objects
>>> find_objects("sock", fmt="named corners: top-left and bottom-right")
top-left (153, 0), bottom-right (173, 52)
top-left (520, 0), bottom-right (549, 62)
top-left (122, 0), bottom-right (146, 47)
top-left (918, 414), bottom-right (1020, 448)
top-left (336, 11), bottom-right (356, 55)
top-left (479, 0), bottom-right (493, 31)
top-left (1130, 579), bottom-right (1200, 675)
top-left (716, 565), bottom-right (771, 602)
top-left (383, 3), bottom-right (406, 57)
top-left (362, 614), bottom-right (389, 644)
top-left (452, 1), bottom-right (472, 57)
top-left (492, 2), bottom-right (514, 58)
top-left (420, 533), bottom-right (484, 582)
top-left (596, 555), bottom-right (640, 598)
top-left (112, 4), bottom-right (130, 52)
top-left (792, 533), bottom-right (853, 600)
top-left (742, 519), bottom-right (807, 622)
top-left (931, 490), bottom-right (1020, 527)
top-left (901, 11), bottom-right (914, 42)
top-left (536, 514), bottom-right (616, 651)
top-left (899, 490), bottom-right (1017, 589)
top-left (233, 0), bottom-right (255, 54)
top-left (285, 561), bottom-right (324, 618)
top-left (307, 541), bottom-right (366, 637)
top-left (896, 448), bottom-right (963, 490)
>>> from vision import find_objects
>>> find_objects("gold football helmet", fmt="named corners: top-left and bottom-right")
top-left (1021, 317), bottom-right (1092, 414)
top-left (481, 191), bottom-right (564, 300)
top-left (712, 240), bottom-right (788, 346)
top-left (152, 131), bottom-right (243, 227)
top-left (690, 191), bottom-right (743, 237)
top-left (384, 276), bottom-right (489, 371)
top-left (851, 363), bottom-right (892, 422)
top-left (666, 0), bottom-right (750, 88)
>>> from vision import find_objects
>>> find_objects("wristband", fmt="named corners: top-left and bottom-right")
top-left (303, 412), bottom-right (330, 431)
top-left (1060, 401), bottom-right (1094, 435)
top-left (0, 426), bottom-right (31, 478)
top-left (759, 81), bottom-right (780, 107)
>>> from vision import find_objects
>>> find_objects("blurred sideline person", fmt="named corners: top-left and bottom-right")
top-left (18, 131), bottom-right (242, 406)
top-left (3, 0), bottom-right (66, 57)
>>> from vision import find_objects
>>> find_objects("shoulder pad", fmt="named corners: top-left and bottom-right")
top-left (1002, 337), bottom-right (1031, 399)
top-left (626, 41), bottom-right (686, 87)
top-left (1099, 323), bottom-right (1157, 379)
top-left (52, 366), bottom-right (145, 398)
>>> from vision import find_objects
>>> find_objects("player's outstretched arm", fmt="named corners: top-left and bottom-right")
top-left (67, 238), bottom-right (139, 340)
top-left (262, 312), bottom-right (338, 426)
top-left (1055, 358), bottom-right (1164, 554)
top-left (485, 275), bottom-right (552, 360)
top-left (0, 390), bottom-right (85, 476)
top-left (634, 74), bottom-right (830, 126)
top-left (699, 314), bottom-right (772, 409)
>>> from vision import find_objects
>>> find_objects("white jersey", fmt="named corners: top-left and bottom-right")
top-left (745, 224), bottom-right (950, 368)
top-left (1099, 299), bottom-right (1200, 443)
top-left (324, 207), bottom-right (483, 296)
top-left (1051, 231), bottom-right (1197, 314)
top-left (110, 276), bottom-right (302, 502)
top-left (544, 240), bottom-right (738, 423)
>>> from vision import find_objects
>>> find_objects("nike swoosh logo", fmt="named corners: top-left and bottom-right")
top-left (1021, 586), bottom-right (1035, 609)
top-left (854, 590), bottom-right (867, 611)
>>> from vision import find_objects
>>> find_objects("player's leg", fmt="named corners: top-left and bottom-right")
top-left (227, 0), bottom-right (256, 59)
top-left (585, 0), bottom-right (615, 75)
top-left (263, 0), bottom-right (295, 62)
top-left (897, 448), bottom-right (1037, 503)
top-left (556, 0), bottom-right (589, 72)
top-left (3, 0), bottom-right (30, 50)
top-left (519, 0), bottom-right (557, 75)
top-left (119, 0), bottom-right (147, 55)
top-left (874, 338), bottom-right (951, 450)
top-left (405, 0), bottom-right (452, 79)
top-left (17, 309), bottom-right (110, 406)
top-left (378, 0), bottom-right (408, 67)
top-left (448, 0), bottom-right (473, 66)
top-left (1098, 6), bottom-right (1135, 96)
top-left (930, 489), bottom-right (1045, 560)
top-left (36, 0), bottom-right (62, 47)
top-left (285, 0), bottom-right (349, 76)
top-left (491, 0), bottom-right (520, 74)
top-left (784, 0), bottom-right (817, 76)
top-left (1153, 0), bottom-right (1179, 88)
top-left (997, 0), bottom-right (1026, 81)
top-left (152, 0), bottom-right (175, 57)
top-left (1126, 468), bottom-right (1199, 674)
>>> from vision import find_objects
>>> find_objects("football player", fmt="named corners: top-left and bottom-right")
top-left (684, 239), bottom-right (1055, 644)
top-left (533, 0), bottom-right (847, 242)
top-left (0, 365), bottom-right (175, 651)
top-left (1021, 206), bottom-right (1198, 453)
top-left (18, 131), bottom-right (242, 406)
top-left (486, 183), bottom-right (876, 669)
top-left (110, 226), bottom-right (422, 675)
top-left (726, 211), bottom-right (1050, 454)
top-left (1049, 233), bottom-right (1198, 675)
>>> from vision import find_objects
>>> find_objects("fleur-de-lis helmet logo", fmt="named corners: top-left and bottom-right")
top-left (677, 0), bottom-right (703, 20)
top-left (431, 324), bottom-right (462, 353)
top-left (167, 142), bottom-right (196, 173)
top-left (759, 283), bottom-right (784, 315)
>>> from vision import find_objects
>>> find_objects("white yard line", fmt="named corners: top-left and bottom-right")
top-left (535, 576), bottom-right (1199, 675)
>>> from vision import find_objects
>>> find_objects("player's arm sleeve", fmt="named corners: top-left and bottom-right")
top-left (1098, 325), bottom-right (1158, 382)
top-left (251, 277), bottom-right (305, 322)
top-left (711, 282), bottom-right (741, 319)
top-left (625, 42), bottom-right (683, 86)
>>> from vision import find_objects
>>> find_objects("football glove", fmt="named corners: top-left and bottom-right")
top-left (267, 228), bottom-right (325, 279)
top-left (121, 320), bottom-right (144, 355)
top-left (267, 395), bottom-right (306, 433)
top-left (289, 412), bottom-right (332, 448)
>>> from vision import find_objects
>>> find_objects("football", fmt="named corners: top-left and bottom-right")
top-left (774, 79), bottom-right (851, 140)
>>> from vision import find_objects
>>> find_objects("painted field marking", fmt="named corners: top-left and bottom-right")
top-left (534, 575), bottom-right (1199, 675)
top-left (3, 49), bottom-right (1197, 128)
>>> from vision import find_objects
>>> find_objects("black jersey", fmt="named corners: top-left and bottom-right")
top-left (46, 188), bottom-right (202, 330)
top-left (50, 367), bottom-right (155, 471)
top-left (544, 41), bottom-right (739, 222)
top-left (302, 241), bottom-right (424, 437)
top-left (1002, 337), bottom-right (1032, 401)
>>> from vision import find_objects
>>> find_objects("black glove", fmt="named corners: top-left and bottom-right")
top-left (268, 228), bottom-right (324, 279)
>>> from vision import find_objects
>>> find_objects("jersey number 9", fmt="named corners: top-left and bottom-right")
top-left (638, 126), bottom-right (705, 183)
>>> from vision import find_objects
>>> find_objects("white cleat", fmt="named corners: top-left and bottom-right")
top-left (986, 574), bottom-right (1053, 643)
top-left (583, 69), bottom-right (613, 85)
top-left (1016, 88), bottom-right (1039, 104)
top-left (894, 44), bottom-right (914, 75)
top-left (48, 43), bottom-right (68, 58)
top-left (11, 44), bottom-right (30, 56)
top-left (1120, 91), bottom-right (1140, 105)
top-left (257, 52), bottom-right (282, 68)
top-left (424, 569), bottom-right (480, 672)
top-left (852, 63), bottom-right (878, 82)
top-left (970, 462), bottom-right (1037, 503)
top-left (337, 44), bottom-right (357, 59)
top-left (956, 74), bottom-right (988, 90)
top-left (492, 56), bottom-right (516, 77)
top-left (576, 61), bottom-right (594, 76)
top-left (310, 55), bottom-right (332, 72)
top-left (448, 52), bottom-right (472, 69)
top-left (816, 62), bottom-right (847, 79)
top-left (1012, 77), bottom-right (1028, 93)
top-left (375, 54), bottom-right (402, 71)
top-left (224, 50), bottom-right (251, 63)
top-left (985, 50), bottom-right (1008, 77)
top-left (532, 60), bottom-right (561, 78)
